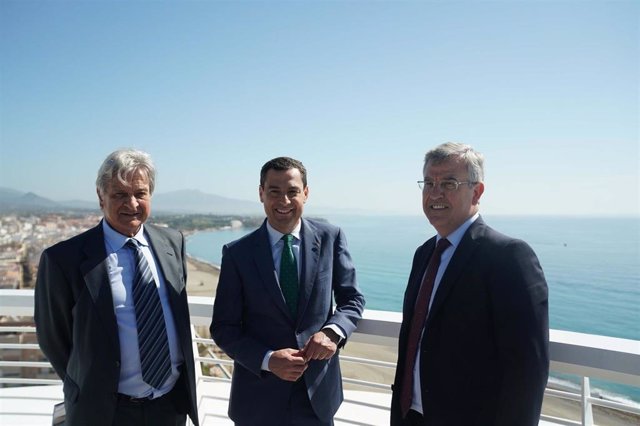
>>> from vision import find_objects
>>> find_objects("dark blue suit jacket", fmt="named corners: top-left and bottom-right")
top-left (391, 216), bottom-right (549, 425)
top-left (210, 218), bottom-right (365, 424)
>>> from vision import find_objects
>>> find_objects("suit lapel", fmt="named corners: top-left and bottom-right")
top-left (253, 222), bottom-right (294, 321)
top-left (80, 223), bottom-right (120, 352)
top-left (427, 219), bottom-right (484, 324)
top-left (145, 225), bottom-right (185, 295)
top-left (297, 219), bottom-right (321, 322)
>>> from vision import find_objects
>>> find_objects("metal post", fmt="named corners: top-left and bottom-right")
top-left (581, 376), bottom-right (594, 426)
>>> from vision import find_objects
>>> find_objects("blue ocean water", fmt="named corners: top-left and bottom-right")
top-left (186, 214), bottom-right (640, 403)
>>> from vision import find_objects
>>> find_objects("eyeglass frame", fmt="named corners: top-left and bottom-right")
top-left (417, 179), bottom-right (479, 192)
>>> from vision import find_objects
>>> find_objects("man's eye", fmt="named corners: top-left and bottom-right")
top-left (442, 181), bottom-right (458, 190)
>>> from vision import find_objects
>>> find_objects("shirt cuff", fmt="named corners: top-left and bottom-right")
top-left (322, 324), bottom-right (345, 343)
top-left (261, 350), bottom-right (274, 371)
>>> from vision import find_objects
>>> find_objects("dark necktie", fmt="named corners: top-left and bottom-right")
top-left (126, 239), bottom-right (172, 389)
top-left (400, 238), bottom-right (451, 418)
top-left (280, 234), bottom-right (299, 316)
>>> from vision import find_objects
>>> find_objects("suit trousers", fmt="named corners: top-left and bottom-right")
top-left (234, 380), bottom-right (333, 426)
top-left (112, 382), bottom-right (187, 426)
top-left (402, 410), bottom-right (424, 426)
top-left (287, 380), bottom-right (333, 426)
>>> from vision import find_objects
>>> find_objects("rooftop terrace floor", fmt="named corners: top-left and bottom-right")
top-left (0, 383), bottom-right (564, 426)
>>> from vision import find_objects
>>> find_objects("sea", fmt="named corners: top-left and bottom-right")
top-left (186, 214), bottom-right (640, 406)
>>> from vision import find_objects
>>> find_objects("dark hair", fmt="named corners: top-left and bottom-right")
top-left (260, 157), bottom-right (307, 187)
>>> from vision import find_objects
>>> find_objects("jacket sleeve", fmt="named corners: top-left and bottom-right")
top-left (492, 239), bottom-right (550, 425)
top-left (209, 246), bottom-right (271, 376)
top-left (326, 227), bottom-right (365, 343)
top-left (34, 249), bottom-right (74, 381)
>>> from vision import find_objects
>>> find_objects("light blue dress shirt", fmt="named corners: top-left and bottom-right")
top-left (410, 212), bottom-right (479, 414)
top-left (102, 220), bottom-right (184, 398)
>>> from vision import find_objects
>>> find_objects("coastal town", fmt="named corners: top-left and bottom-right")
top-left (0, 213), bottom-right (102, 290)
top-left (0, 211), bottom-right (263, 291)
top-left (0, 211), bottom-right (251, 386)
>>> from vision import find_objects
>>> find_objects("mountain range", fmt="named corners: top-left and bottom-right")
top-left (0, 187), bottom-right (264, 215)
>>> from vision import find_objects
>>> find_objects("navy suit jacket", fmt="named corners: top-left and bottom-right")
top-left (34, 222), bottom-right (199, 426)
top-left (210, 218), bottom-right (365, 425)
top-left (391, 216), bottom-right (549, 425)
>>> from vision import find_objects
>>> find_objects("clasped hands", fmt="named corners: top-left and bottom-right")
top-left (268, 329), bottom-right (339, 382)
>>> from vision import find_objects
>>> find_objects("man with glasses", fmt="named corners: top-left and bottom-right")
top-left (390, 142), bottom-right (549, 425)
top-left (211, 156), bottom-right (365, 425)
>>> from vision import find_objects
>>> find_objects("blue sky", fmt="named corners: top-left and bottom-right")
top-left (1, 0), bottom-right (638, 216)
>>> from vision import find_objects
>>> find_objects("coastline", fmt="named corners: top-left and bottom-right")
top-left (186, 255), bottom-right (220, 297)
top-left (184, 255), bottom-right (639, 424)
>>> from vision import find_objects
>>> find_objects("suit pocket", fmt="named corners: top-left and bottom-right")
top-left (63, 376), bottom-right (79, 403)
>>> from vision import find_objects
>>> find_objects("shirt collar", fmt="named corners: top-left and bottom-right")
top-left (437, 212), bottom-right (479, 248)
top-left (265, 220), bottom-right (302, 248)
top-left (102, 219), bottom-right (149, 252)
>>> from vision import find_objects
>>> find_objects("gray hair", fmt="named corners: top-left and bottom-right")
top-left (96, 149), bottom-right (156, 196)
top-left (424, 142), bottom-right (484, 182)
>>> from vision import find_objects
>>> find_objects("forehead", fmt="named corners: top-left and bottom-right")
top-left (264, 168), bottom-right (305, 187)
top-left (107, 169), bottom-right (150, 191)
top-left (423, 158), bottom-right (467, 178)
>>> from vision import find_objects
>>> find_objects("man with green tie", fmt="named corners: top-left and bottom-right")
top-left (211, 156), bottom-right (365, 425)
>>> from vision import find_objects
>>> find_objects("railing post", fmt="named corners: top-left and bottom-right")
top-left (581, 376), bottom-right (594, 426)
top-left (190, 325), bottom-right (201, 426)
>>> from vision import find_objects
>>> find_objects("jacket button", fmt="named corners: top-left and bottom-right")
top-left (115, 361), bottom-right (120, 368)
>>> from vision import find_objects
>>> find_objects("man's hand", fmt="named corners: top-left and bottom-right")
top-left (268, 348), bottom-right (308, 382)
top-left (300, 329), bottom-right (339, 362)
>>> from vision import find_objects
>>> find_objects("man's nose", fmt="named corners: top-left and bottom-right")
top-left (124, 195), bottom-right (139, 208)
top-left (428, 184), bottom-right (446, 197)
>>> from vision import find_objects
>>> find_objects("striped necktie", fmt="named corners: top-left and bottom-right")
top-left (126, 239), bottom-right (172, 389)
top-left (280, 234), bottom-right (299, 316)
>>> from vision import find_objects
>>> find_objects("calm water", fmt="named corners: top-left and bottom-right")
top-left (186, 214), bottom-right (640, 403)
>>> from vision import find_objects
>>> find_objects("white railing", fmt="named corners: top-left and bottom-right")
top-left (1, 290), bottom-right (639, 426)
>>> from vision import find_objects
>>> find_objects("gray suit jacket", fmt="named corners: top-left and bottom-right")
top-left (34, 222), bottom-right (199, 426)
top-left (391, 216), bottom-right (549, 425)
top-left (210, 218), bottom-right (365, 425)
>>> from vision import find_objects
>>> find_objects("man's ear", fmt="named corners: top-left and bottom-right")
top-left (472, 182), bottom-right (484, 205)
top-left (97, 188), bottom-right (104, 209)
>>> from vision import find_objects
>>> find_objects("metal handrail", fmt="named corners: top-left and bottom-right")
top-left (1, 289), bottom-right (639, 425)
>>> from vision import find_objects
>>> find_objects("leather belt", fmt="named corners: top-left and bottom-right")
top-left (117, 393), bottom-right (161, 404)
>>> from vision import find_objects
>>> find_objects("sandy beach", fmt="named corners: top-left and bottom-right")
top-left (185, 255), bottom-right (638, 425)
top-left (186, 256), bottom-right (220, 297)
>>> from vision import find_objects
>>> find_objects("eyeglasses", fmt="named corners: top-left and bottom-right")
top-left (417, 179), bottom-right (478, 192)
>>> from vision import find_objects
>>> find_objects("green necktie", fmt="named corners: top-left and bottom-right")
top-left (280, 234), bottom-right (299, 316)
